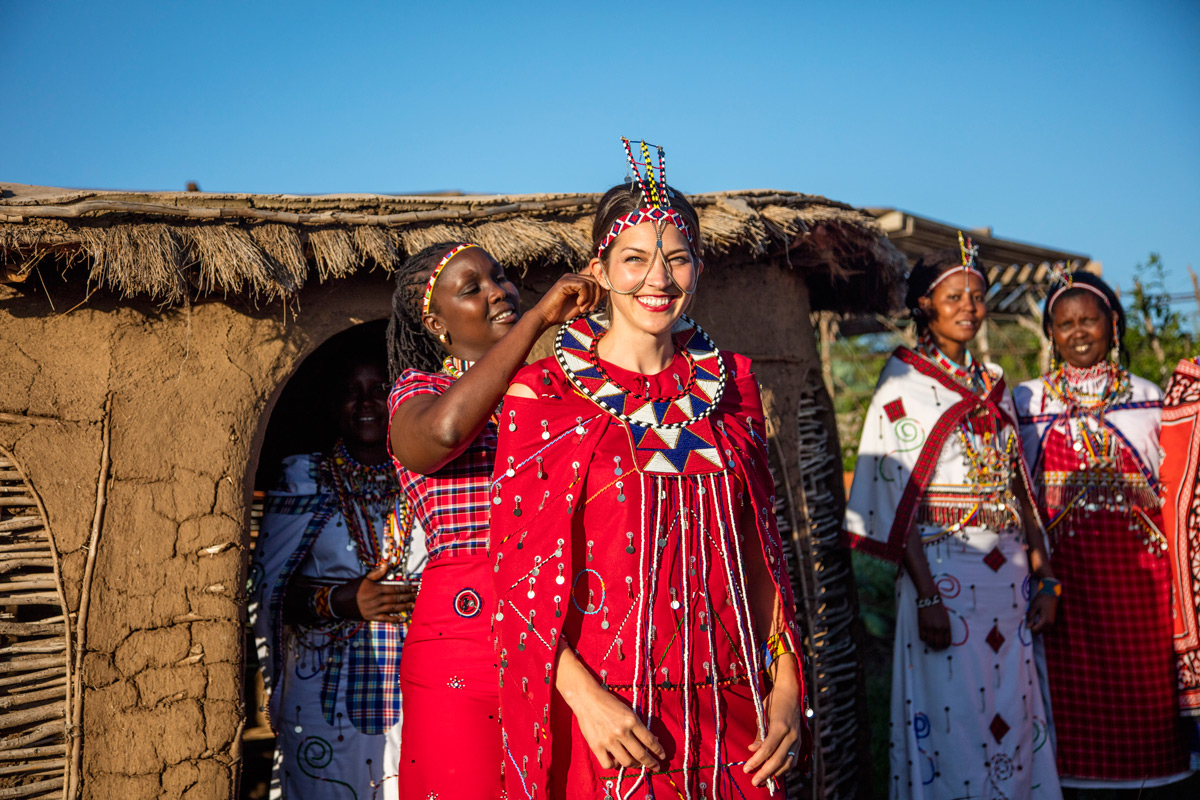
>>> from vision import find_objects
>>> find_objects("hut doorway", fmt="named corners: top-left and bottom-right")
top-left (239, 320), bottom-right (390, 800)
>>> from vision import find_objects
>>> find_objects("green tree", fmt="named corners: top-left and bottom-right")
top-left (1125, 253), bottom-right (1196, 384)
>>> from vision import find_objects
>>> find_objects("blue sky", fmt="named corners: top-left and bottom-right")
top-left (3, 1), bottom-right (1197, 297)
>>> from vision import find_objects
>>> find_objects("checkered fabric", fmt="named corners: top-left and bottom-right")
top-left (388, 369), bottom-right (496, 563)
top-left (1039, 426), bottom-right (1188, 780)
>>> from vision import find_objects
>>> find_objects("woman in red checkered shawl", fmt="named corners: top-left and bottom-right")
top-left (845, 242), bottom-right (1062, 799)
top-left (385, 242), bottom-right (603, 800)
top-left (1014, 270), bottom-right (1191, 791)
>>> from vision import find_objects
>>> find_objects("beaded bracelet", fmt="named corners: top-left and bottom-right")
top-left (916, 594), bottom-right (943, 609)
top-left (760, 632), bottom-right (793, 673)
top-left (310, 585), bottom-right (339, 620)
top-left (1035, 577), bottom-right (1062, 598)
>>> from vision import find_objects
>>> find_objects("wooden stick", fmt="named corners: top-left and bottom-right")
top-left (0, 704), bottom-right (63, 729)
top-left (0, 744), bottom-right (66, 762)
top-left (0, 413), bottom-right (60, 425)
top-left (0, 776), bottom-right (64, 800)
top-left (0, 667), bottom-right (64, 689)
top-left (66, 395), bottom-right (110, 800)
top-left (0, 721), bottom-right (65, 752)
top-left (0, 687), bottom-right (67, 710)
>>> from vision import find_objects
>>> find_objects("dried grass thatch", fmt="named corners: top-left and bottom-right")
top-left (0, 184), bottom-right (906, 313)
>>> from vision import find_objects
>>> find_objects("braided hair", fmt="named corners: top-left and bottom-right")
top-left (904, 247), bottom-right (991, 336)
top-left (386, 241), bottom-right (472, 381)
top-left (1042, 270), bottom-right (1128, 365)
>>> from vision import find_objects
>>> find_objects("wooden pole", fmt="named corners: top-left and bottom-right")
top-left (1189, 265), bottom-right (1200, 325)
top-left (66, 396), bottom-right (111, 800)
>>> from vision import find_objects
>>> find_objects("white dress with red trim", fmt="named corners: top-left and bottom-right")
top-left (490, 314), bottom-right (806, 800)
top-left (845, 347), bottom-right (1061, 800)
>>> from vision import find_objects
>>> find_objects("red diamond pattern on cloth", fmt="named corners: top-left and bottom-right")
top-left (983, 546), bottom-right (1007, 572)
top-left (990, 713), bottom-right (1010, 743)
top-left (986, 623), bottom-right (1005, 653)
top-left (883, 397), bottom-right (907, 422)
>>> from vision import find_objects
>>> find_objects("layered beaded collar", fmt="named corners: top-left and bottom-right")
top-left (442, 356), bottom-right (474, 379)
top-left (554, 312), bottom-right (726, 431)
top-left (1045, 360), bottom-right (1130, 411)
top-left (917, 332), bottom-right (990, 395)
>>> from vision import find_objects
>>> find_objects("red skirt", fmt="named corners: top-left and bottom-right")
top-left (1043, 507), bottom-right (1188, 781)
top-left (399, 555), bottom-right (502, 800)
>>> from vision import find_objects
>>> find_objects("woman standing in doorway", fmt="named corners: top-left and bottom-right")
top-left (249, 341), bottom-right (422, 800)
top-left (386, 241), bottom-right (601, 799)
top-left (844, 238), bottom-right (1062, 799)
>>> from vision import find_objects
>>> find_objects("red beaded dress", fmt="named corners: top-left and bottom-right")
top-left (490, 314), bottom-right (806, 800)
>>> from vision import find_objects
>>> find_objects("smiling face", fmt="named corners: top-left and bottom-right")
top-left (1050, 292), bottom-right (1113, 369)
top-left (336, 362), bottom-right (391, 448)
top-left (588, 220), bottom-right (701, 338)
top-left (422, 247), bottom-right (521, 361)
top-left (920, 271), bottom-right (987, 351)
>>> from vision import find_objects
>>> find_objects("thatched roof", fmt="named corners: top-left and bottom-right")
top-left (0, 183), bottom-right (906, 313)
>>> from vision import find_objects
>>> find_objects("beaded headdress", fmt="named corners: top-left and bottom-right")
top-left (595, 138), bottom-right (695, 259)
top-left (1045, 262), bottom-right (1111, 314)
top-left (928, 231), bottom-right (986, 292)
top-left (421, 243), bottom-right (479, 317)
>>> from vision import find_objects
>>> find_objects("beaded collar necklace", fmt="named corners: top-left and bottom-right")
top-left (323, 440), bottom-right (403, 571)
top-left (918, 332), bottom-right (989, 395)
top-left (442, 356), bottom-right (474, 379)
top-left (1045, 360), bottom-right (1130, 412)
top-left (554, 312), bottom-right (726, 430)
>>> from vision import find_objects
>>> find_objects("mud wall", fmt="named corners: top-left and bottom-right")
top-left (0, 273), bottom-right (393, 799)
top-left (0, 258), bottom-right (829, 799)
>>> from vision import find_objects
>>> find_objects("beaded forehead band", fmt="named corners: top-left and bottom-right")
top-left (928, 231), bottom-right (987, 292)
top-left (421, 243), bottom-right (479, 317)
top-left (1045, 262), bottom-right (1111, 313)
top-left (595, 138), bottom-right (695, 259)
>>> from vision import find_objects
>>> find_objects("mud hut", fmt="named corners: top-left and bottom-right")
top-left (0, 183), bottom-right (906, 800)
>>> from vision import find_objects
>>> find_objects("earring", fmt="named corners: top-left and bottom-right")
top-left (438, 332), bottom-right (451, 345)
top-left (1110, 316), bottom-right (1120, 365)
top-left (1049, 344), bottom-right (1060, 374)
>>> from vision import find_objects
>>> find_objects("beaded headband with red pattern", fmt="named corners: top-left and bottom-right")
top-left (595, 138), bottom-right (695, 258)
top-left (928, 231), bottom-right (987, 292)
top-left (421, 243), bottom-right (479, 317)
top-left (1045, 262), bottom-right (1111, 313)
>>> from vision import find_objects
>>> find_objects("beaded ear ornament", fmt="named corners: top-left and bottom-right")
top-left (596, 138), bottom-right (697, 296)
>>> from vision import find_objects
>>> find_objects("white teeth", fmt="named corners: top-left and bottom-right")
top-left (493, 311), bottom-right (514, 322)
top-left (1074, 345), bottom-right (1090, 352)
top-left (638, 296), bottom-right (671, 308)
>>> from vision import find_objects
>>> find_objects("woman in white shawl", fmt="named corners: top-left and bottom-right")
top-left (844, 240), bottom-right (1062, 799)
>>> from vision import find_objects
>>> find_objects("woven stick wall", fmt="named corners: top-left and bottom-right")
top-left (771, 376), bottom-right (861, 800)
top-left (0, 448), bottom-right (68, 799)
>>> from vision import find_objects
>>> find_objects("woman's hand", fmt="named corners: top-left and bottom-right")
top-left (917, 602), bottom-right (952, 650)
top-left (555, 643), bottom-right (664, 770)
top-left (331, 563), bottom-right (418, 622)
top-left (1026, 592), bottom-right (1058, 633)
top-left (745, 654), bottom-right (807, 787)
top-left (533, 273), bottom-right (606, 328)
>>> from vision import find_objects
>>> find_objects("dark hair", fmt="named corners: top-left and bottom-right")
top-left (591, 182), bottom-right (703, 261)
top-left (1042, 270), bottom-right (1127, 363)
top-left (904, 247), bottom-right (991, 334)
top-left (385, 241), bottom-right (471, 381)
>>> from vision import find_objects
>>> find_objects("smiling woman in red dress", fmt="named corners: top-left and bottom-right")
top-left (1014, 269), bottom-right (1191, 794)
top-left (490, 140), bottom-right (808, 800)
